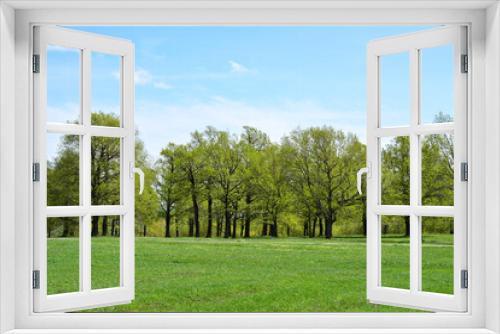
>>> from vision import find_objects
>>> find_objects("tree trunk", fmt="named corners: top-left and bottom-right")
top-left (232, 214), bottom-right (237, 239)
top-left (244, 193), bottom-right (252, 238)
top-left (404, 216), bottom-right (410, 237)
top-left (303, 221), bottom-right (308, 237)
top-left (262, 222), bottom-right (268, 236)
top-left (318, 217), bottom-right (323, 237)
top-left (231, 201), bottom-right (238, 238)
top-left (111, 220), bottom-right (116, 236)
top-left (244, 214), bottom-right (251, 238)
top-left (188, 218), bottom-right (194, 237)
top-left (216, 214), bottom-right (222, 237)
top-left (325, 220), bottom-right (333, 239)
top-left (325, 212), bottom-right (334, 239)
top-left (143, 224), bottom-right (147, 237)
top-left (91, 216), bottom-right (99, 236)
top-left (240, 220), bottom-right (244, 237)
top-left (102, 216), bottom-right (108, 236)
top-left (165, 207), bottom-right (171, 238)
top-left (325, 210), bottom-right (336, 239)
top-left (175, 222), bottom-right (180, 237)
top-left (192, 193), bottom-right (200, 238)
top-left (271, 216), bottom-right (278, 237)
top-left (224, 198), bottom-right (231, 238)
top-left (206, 195), bottom-right (213, 238)
top-left (62, 220), bottom-right (70, 237)
top-left (312, 217), bottom-right (317, 237)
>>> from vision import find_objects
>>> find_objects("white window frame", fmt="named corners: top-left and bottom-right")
top-left (366, 26), bottom-right (468, 312)
top-left (0, 1), bottom-right (499, 333)
top-left (32, 25), bottom-right (135, 312)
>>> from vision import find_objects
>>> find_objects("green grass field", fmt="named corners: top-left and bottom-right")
top-left (46, 236), bottom-right (453, 313)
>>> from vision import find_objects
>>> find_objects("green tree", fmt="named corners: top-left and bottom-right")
top-left (284, 131), bottom-right (319, 237)
top-left (47, 134), bottom-right (79, 237)
top-left (134, 136), bottom-right (159, 237)
top-left (422, 112), bottom-right (454, 207)
top-left (90, 112), bottom-right (121, 236)
top-left (208, 130), bottom-right (243, 238)
top-left (239, 126), bottom-right (270, 238)
top-left (48, 112), bottom-right (154, 237)
top-left (381, 136), bottom-right (410, 236)
top-left (255, 143), bottom-right (291, 237)
top-left (288, 127), bottom-right (363, 239)
top-left (156, 143), bottom-right (182, 238)
top-left (176, 135), bottom-right (206, 238)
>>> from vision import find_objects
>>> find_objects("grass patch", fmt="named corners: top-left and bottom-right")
top-left (46, 236), bottom-right (453, 312)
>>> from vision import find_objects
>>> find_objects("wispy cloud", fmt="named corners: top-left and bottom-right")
top-left (114, 68), bottom-right (173, 90)
top-left (153, 81), bottom-right (173, 90)
top-left (135, 68), bottom-right (153, 86)
top-left (135, 97), bottom-right (365, 159)
top-left (229, 60), bottom-right (249, 73)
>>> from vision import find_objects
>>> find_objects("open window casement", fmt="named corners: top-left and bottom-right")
top-left (363, 26), bottom-right (468, 312)
top-left (33, 26), bottom-right (137, 312)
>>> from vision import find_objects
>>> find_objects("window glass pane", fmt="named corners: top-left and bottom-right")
top-left (379, 52), bottom-right (410, 127)
top-left (91, 52), bottom-right (121, 127)
top-left (46, 45), bottom-right (81, 124)
top-left (421, 133), bottom-right (454, 206)
top-left (91, 137), bottom-right (121, 206)
top-left (47, 134), bottom-right (80, 206)
top-left (381, 216), bottom-right (410, 289)
top-left (421, 217), bottom-right (454, 294)
top-left (381, 136), bottom-right (410, 205)
top-left (420, 45), bottom-right (454, 124)
top-left (47, 217), bottom-right (80, 294)
top-left (91, 216), bottom-right (121, 289)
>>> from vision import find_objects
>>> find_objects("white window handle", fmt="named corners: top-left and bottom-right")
top-left (357, 166), bottom-right (370, 195)
top-left (133, 166), bottom-right (145, 195)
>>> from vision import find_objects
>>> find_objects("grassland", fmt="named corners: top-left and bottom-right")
top-left (46, 236), bottom-right (453, 313)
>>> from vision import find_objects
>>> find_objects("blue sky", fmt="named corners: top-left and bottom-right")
top-left (47, 26), bottom-right (453, 159)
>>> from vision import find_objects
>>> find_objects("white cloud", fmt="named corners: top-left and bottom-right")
top-left (153, 81), bottom-right (173, 90)
top-left (135, 97), bottom-right (365, 159)
top-left (229, 60), bottom-right (249, 73)
top-left (134, 68), bottom-right (153, 86)
top-left (124, 68), bottom-right (173, 90)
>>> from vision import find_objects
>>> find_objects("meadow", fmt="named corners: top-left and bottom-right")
top-left (46, 235), bottom-right (453, 313)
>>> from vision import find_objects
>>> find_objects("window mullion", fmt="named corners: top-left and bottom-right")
top-left (409, 48), bottom-right (421, 293)
top-left (81, 48), bottom-right (92, 293)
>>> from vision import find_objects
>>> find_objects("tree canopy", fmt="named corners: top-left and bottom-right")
top-left (47, 112), bottom-right (454, 239)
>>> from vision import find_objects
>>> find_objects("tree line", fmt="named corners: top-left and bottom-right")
top-left (47, 111), bottom-right (454, 239)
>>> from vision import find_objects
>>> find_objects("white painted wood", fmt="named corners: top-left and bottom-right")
top-left (373, 205), bottom-right (455, 217)
top-left (0, 3), bottom-right (16, 334)
top-left (484, 4), bottom-right (500, 333)
top-left (46, 206), bottom-right (128, 217)
top-left (46, 123), bottom-right (128, 137)
top-left (10, 5), bottom-right (488, 332)
top-left (32, 26), bottom-right (135, 312)
top-left (366, 25), bottom-right (468, 312)
top-left (409, 48), bottom-right (421, 294)
top-left (3, 0), bottom-right (497, 10)
top-left (373, 125), bottom-right (454, 137)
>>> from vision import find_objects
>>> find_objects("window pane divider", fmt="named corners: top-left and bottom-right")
top-left (47, 122), bottom-right (127, 137)
top-left (374, 123), bottom-right (454, 138)
top-left (374, 205), bottom-right (454, 217)
top-left (46, 205), bottom-right (127, 217)
top-left (409, 48), bottom-right (420, 293)
top-left (81, 47), bottom-right (92, 294)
